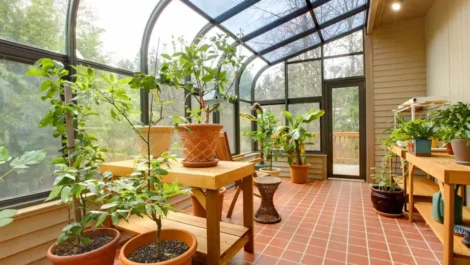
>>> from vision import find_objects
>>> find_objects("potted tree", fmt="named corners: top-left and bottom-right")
top-left (160, 34), bottom-right (245, 168)
top-left (402, 119), bottom-right (436, 157)
top-left (27, 59), bottom-right (120, 265)
top-left (275, 108), bottom-right (325, 184)
top-left (0, 146), bottom-right (47, 227)
top-left (240, 106), bottom-right (281, 175)
top-left (81, 66), bottom-right (197, 264)
top-left (432, 102), bottom-right (470, 163)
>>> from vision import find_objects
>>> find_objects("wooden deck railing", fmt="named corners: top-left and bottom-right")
top-left (332, 132), bottom-right (359, 164)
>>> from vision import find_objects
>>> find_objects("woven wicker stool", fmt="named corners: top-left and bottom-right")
top-left (254, 176), bottom-right (282, 224)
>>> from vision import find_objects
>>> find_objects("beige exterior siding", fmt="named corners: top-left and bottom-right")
top-left (425, 0), bottom-right (470, 103)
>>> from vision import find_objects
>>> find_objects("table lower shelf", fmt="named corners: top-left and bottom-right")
top-left (117, 212), bottom-right (249, 264)
top-left (400, 177), bottom-right (439, 198)
top-left (414, 202), bottom-right (470, 260)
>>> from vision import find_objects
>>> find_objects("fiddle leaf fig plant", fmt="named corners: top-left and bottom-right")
top-left (275, 108), bottom-right (325, 166)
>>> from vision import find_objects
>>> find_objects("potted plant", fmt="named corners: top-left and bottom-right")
top-left (82, 65), bottom-right (197, 264)
top-left (240, 105), bottom-right (281, 175)
top-left (27, 59), bottom-right (120, 265)
top-left (402, 119), bottom-right (436, 157)
top-left (275, 108), bottom-right (325, 184)
top-left (161, 34), bottom-right (245, 168)
top-left (0, 146), bottom-right (47, 227)
top-left (432, 102), bottom-right (470, 163)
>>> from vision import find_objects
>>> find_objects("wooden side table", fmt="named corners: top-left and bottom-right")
top-left (100, 159), bottom-right (255, 265)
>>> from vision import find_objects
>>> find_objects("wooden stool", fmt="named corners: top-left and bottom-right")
top-left (254, 176), bottom-right (282, 224)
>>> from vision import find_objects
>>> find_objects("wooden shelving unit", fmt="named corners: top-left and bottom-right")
top-left (415, 202), bottom-right (470, 261)
top-left (399, 177), bottom-right (439, 198)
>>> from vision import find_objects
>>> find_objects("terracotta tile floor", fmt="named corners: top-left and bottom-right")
top-left (115, 179), bottom-right (444, 265)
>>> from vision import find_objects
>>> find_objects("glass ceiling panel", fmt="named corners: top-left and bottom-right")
top-left (263, 33), bottom-right (320, 63)
top-left (222, 0), bottom-right (306, 37)
top-left (287, 47), bottom-right (321, 62)
top-left (240, 58), bottom-right (267, 100)
top-left (321, 11), bottom-right (365, 40)
top-left (246, 13), bottom-right (315, 52)
top-left (77, 0), bottom-right (160, 71)
top-left (314, 0), bottom-right (366, 24)
top-left (324, 30), bottom-right (363, 56)
top-left (187, 0), bottom-right (245, 18)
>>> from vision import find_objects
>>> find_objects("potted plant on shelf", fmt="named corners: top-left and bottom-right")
top-left (160, 34), bottom-right (245, 168)
top-left (27, 59), bottom-right (120, 265)
top-left (402, 119), bottom-right (436, 157)
top-left (275, 108), bottom-right (325, 184)
top-left (240, 104), bottom-right (281, 175)
top-left (431, 102), bottom-right (470, 163)
top-left (80, 65), bottom-right (197, 264)
top-left (0, 146), bottom-right (47, 227)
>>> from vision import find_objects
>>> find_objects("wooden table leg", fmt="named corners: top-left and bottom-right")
top-left (242, 175), bottom-right (254, 253)
top-left (403, 159), bottom-right (408, 212)
top-left (443, 183), bottom-right (455, 265)
top-left (408, 164), bottom-right (415, 223)
top-left (206, 189), bottom-right (221, 265)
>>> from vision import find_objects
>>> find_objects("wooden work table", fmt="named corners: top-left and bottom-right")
top-left (100, 160), bottom-right (255, 265)
top-left (405, 152), bottom-right (470, 265)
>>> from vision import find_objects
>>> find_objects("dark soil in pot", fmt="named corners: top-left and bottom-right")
top-left (129, 240), bottom-right (189, 263)
top-left (53, 235), bottom-right (114, 256)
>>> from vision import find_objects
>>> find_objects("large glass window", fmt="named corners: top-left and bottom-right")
top-left (263, 33), bottom-right (321, 63)
top-left (239, 58), bottom-right (267, 101)
top-left (287, 61), bottom-right (322, 98)
top-left (324, 54), bottom-right (364, 79)
top-left (254, 63), bottom-right (285, 101)
top-left (287, 47), bottom-right (321, 62)
top-left (187, 0), bottom-right (244, 18)
top-left (239, 102), bottom-right (253, 154)
top-left (324, 30), bottom-right (363, 57)
top-left (0, 0), bottom-right (68, 53)
top-left (289, 103), bottom-right (321, 151)
top-left (0, 60), bottom-right (60, 200)
top-left (76, 0), bottom-right (160, 71)
top-left (262, 104), bottom-right (286, 125)
top-left (314, 0), bottom-right (366, 24)
top-left (219, 103), bottom-right (235, 152)
top-left (321, 11), bottom-right (365, 40)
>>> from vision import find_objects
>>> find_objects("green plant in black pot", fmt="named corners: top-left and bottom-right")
top-left (431, 102), bottom-right (470, 164)
top-left (402, 119), bottom-right (436, 156)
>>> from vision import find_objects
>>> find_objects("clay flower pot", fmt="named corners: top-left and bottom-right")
top-left (178, 124), bottom-right (223, 168)
top-left (136, 126), bottom-right (174, 158)
top-left (191, 187), bottom-right (226, 220)
top-left (446, 142), bottom-right (454, 155)
top-left (47, 228), bottom-right (120, 265)
top-left (258, 167), bottom-right (281, 177)
top-left (119, 229), bottom-right (197, 265)
top-left (370, 185), bottom-right (405, 217)
top-left (451, 139), bottom-right (470, 165)
top-left (290, 163), bottom-right (311, 184)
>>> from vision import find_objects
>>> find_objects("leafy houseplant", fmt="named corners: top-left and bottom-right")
top-left (160, 34), bottom-right (245, 168)
top-left (0, 146), bottom-right (47, 227)
top-left (26, 59), bottom-right (120, 265)
top-left (431, 102), bottom-right (470, 164)
top-left (402, 119), bottom-right (436, 157)
top-left (275, 108), bottom-right (325, 184)
top-left (240, 103), bottom-right (280, 171)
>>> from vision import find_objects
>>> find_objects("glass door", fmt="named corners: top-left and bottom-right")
top-left (325, 80), bottom-right (366, 180)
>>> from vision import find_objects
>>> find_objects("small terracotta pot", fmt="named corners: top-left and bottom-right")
top-left (178, 124), bottom-right (223, 168)
top-left (407, 142), bottom-right (415, 152)
top-left (290, 163), bottom-right (311, 184)
top-left (119, 229), bottom-right (197, 265)
top-left (136, 126), bottom-right (174, 158)
top-left (191, 187), bottom-right (226, 220)
top-left (258, 167), bottom-right (281, 177)
top-left (446, 142), bottom-right (454, 155)
top-left (47, 228), bottom-right (120, 265)
top-left (370, 185), bottom-right (405, 216)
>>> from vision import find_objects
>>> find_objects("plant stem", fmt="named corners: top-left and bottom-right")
top-left (153, 214), bottom-right (163, 260)
top-left (295, 140), bottom-right (302, 166)
top-left (0, 168), bottom-right (14, 180)
top-left (147, 92), bottom-right (154, 190)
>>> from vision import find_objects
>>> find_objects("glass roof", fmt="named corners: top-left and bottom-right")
top-left (314, 0), bottom-right (366, 24)
top-left (321, 11), bottom-right (365, 40)
top-left (187, 0), bottom-right (245, 18)
top-left (263, 33), bottom-right (321, 63)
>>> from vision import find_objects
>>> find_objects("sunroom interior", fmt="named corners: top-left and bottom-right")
top-left (1, 0), bottom-right (470, 265)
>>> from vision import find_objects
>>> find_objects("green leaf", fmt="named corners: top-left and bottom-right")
top-left (60, 186), bottom-right (71, 203)
top-left (283, 110), bottom-right (294, 126)
top-left (161, 54), bottom-right (172, 60)
top-left (57, 233), bottom-right (71, 245)
top-left (45, 186), bottom-right (63, 201)
top-left (111, 214), bottom-right (120, 226)
top-left (40, 80), bottom-right (53, 92)
top-left (110, 108), bottom-right (121, 121)
top-left (25, 68), bottom-right (48, 77)
top-left (201, 74), bottom-right (214, 83)
top-left (101, 202), bottom-right (119, 210)
top-left (239, 113), bottom-right (257, 121)
top-left (0, 218), bottom-right (14, 227)
top-left (95, 212), bottom-right (108, 227)
top-left (0, 209), bottom-right (17, 219)
top-left (10, 150), bottom-right (47, 169)
top-left (62, 222), bottom-right (81, 233)
top-left (0, 146), bottom-right (11, 164)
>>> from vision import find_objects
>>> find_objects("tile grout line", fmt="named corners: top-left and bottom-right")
top-left (345, 181), bottom-right (352, 264)
top-left (321, 181), bottom-right (344, 265)
top-left (393, 218), bottom-right (420, 265)
top-left (271, 181), bottom-right (325, 265)
top-left (377, 214), bottom-right (396, 265)
top-left (360, 182), bottom-right (371, 265)
top-left (412, 223), bottom-right (442, 265)
top-left (252, 180), bottom-right (320, 264)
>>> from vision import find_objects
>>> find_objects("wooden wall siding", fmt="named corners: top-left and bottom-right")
top-left (371, 19), bottom-right (427, 168)
top-left (270, 154), bottom-right (327, 180)
top-left (426, 0), bottom-right (470, 103)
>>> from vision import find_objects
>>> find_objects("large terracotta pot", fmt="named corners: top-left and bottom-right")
top-left (47, 228), bottom-right (120, 265)
top-left (119, 229), bottom-right (197, 265)
top-left (451, 139), bottom-right (470, 165)
top-left (178, 124), bottom-right (223, 168)
top-left (258, 167), bottom-right (281, 177)
top-left (370, 185), bottom-right (405, 216)
top-left (290, 163), bottom-right (311, 184)
top-left (191, 187), bottom-right (226, 220)
top-left (136, 126), bottom-right (174, 158)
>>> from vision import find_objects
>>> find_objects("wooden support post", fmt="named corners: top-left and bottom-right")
top-left (206, 189), bottom-right (220, 265)
top-left (443, 183), bottom-right (455, 265)
top-left (242, 176), bottom-right (254, 253)
top-left (192, 188), bottom-right (206, 210)
top-left (408, 164), bottom-right (415, 223)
